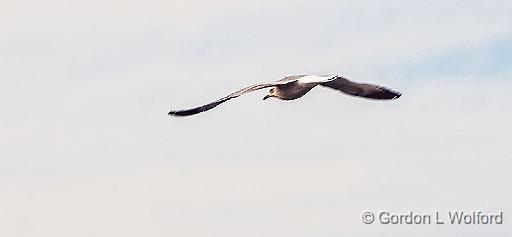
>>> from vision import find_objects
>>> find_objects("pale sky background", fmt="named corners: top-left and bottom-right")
top-left (1, 0), bottom-right (511, 236)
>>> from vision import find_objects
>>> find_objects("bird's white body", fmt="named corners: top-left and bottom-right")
top-left (297, 75), bottom-right (336, 84)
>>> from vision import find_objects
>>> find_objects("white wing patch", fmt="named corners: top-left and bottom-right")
top-left (298, 75), bottom-right (336, 84)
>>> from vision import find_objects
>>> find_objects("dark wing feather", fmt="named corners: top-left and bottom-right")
top-left (320, 76), bottom-right (401, 100)
top-left (168, 83), bottom-right (277, 117)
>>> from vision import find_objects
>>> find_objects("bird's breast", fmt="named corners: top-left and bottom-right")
top-left (278, 82), bottom-right (316, 100)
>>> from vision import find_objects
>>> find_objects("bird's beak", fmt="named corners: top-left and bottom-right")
top-left (263, 95), bottom-right (271, 100)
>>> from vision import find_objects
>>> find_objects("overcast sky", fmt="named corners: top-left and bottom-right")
top-left (1, 0), bottom-right (511, 236)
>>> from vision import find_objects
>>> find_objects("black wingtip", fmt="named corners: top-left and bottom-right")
top-left (168, 110), bottom-right (182, 117)
top-left (168, 108), bottom-right (202, 117)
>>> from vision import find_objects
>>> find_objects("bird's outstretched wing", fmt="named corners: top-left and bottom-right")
top-left (168, 83), bottom-right (278, 117)
top-left (320, 76), bottom-right (401, 100)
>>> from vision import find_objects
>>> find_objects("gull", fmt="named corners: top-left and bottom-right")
top-left (168, 75), bottom-right (401, 117)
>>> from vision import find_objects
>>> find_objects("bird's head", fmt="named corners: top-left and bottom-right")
top-left (263, 87), bottom-right (277, 100)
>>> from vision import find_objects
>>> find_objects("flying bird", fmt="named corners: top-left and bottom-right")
top-left (168, 75), bottom-right (401, 117)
